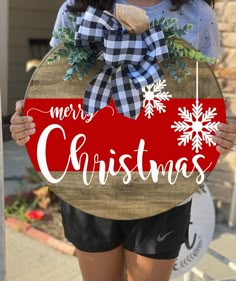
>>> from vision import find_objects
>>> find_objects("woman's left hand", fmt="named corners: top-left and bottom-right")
top-left (212, 99), bottom-right (236, 154)
top-left (213, 121), bottom-right (236, 154)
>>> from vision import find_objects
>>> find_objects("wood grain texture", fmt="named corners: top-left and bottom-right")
top-left (42, 172), bottom-right (201, 219)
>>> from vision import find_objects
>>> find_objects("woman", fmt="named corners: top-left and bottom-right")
top-left (10, 1), bottom-right (236, 281)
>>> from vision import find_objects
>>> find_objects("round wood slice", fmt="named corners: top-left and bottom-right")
top-left (24, 44), bottom-right (225, 219)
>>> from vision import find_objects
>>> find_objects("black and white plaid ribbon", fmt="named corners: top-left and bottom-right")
top-left (75, 6), bottom-right (169, 119)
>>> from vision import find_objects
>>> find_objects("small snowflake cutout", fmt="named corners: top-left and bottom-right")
top-left (171, 100), bottom-right (220, 153)
top-left (142, 79), bottom-right (172, 119)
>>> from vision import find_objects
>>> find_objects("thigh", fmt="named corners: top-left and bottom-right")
top-left (124, 250), bottom-right (175, 281)
top-left (75, 245), bottom-right (124, 281)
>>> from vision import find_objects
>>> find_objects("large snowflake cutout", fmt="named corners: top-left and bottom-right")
top-left (171, 100), bottom-right (220, 153)
top-left (142, 79), bottom-right (172, 119)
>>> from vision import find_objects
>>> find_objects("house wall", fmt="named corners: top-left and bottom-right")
top-left (206, 0), bottom-right (236, 223)
top-left (8, 0), bottom-right (63, 113)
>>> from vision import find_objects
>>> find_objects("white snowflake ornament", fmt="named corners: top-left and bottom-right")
top-left (171, 62), bottom-right (220, 153)
top-left (171, 100), bottom-right (219, 153)
top-left (142, 79), bottom-right (172, 119)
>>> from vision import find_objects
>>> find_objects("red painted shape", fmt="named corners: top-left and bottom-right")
top-left (24, 98), bottom-right (226, 174)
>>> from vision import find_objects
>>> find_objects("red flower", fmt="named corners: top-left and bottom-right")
top-left (26, 210), bottom-right (45, 220)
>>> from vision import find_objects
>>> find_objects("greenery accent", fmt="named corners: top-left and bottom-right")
top-left (48, 15), bottom-right (215, 82)
top-left (151, 17), bottom-right (215, 82)
top-left (47, 15), bottom-right (97, 81)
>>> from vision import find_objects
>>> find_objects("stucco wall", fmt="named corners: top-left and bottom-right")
top-left (215, 0), bottom-right (236, 101)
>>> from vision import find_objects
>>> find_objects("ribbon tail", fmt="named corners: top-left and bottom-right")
top-left (128, 58), bottom-right (165, 89)
top-left (83, 67), bottom-right (113, 115)
top-left (111, 67), bottom-right (143, 119)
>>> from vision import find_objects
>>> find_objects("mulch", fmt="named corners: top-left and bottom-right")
top-left (5, 191), bottom-right (66, 242)
top-left (29, 201), bottom-right (66, 241)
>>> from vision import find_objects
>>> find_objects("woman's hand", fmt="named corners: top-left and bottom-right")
top-left (213, 100), bottom-right (236, 154)
top-left (213, 122), bottom-right (236, 154)
top-left (10, 100), bottom-right (35, 146)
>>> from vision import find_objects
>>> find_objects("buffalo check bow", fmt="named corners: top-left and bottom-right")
top-left (75, 6), bottom-right (169, 119)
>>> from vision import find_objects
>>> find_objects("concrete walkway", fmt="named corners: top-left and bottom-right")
top-left (6, 227), bottom-right (82, 281)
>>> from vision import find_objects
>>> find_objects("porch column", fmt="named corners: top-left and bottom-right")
top-left (0, 0), bottom-right (9, 115)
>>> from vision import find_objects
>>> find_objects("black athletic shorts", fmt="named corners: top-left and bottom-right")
top-left (60, 200), bottom-right (192, 260)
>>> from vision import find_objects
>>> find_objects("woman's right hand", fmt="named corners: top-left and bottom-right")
top-left (10, 100), bottom-right (36, 146)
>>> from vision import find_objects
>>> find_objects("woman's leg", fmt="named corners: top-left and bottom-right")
top-left (121, 202), bottom-right (192, 281)
top-left (75, 245), bottom-right (124, 281)
top-left (124, 249), bottom-right (175, 281)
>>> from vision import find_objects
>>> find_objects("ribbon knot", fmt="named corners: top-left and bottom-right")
top-left (75, 6), bottom-right (169, 119)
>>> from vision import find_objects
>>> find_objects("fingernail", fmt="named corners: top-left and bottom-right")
top-left (218, 123), bottom-right (224, 129)
top-left (212, 136), bottom-right (217, 142)
top-left (29, 128), bottom-right (35, 135)
top-left (215, 130), bottom-right (221, 136)
top-left (28, 116), bottom-right (33, 122)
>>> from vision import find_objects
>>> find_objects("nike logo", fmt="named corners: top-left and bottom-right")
top-left (157, 231), bottom-right (174, 242)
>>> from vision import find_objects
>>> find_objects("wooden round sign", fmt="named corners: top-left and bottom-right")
top-left (24, 44), bottom-right (225, 219)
